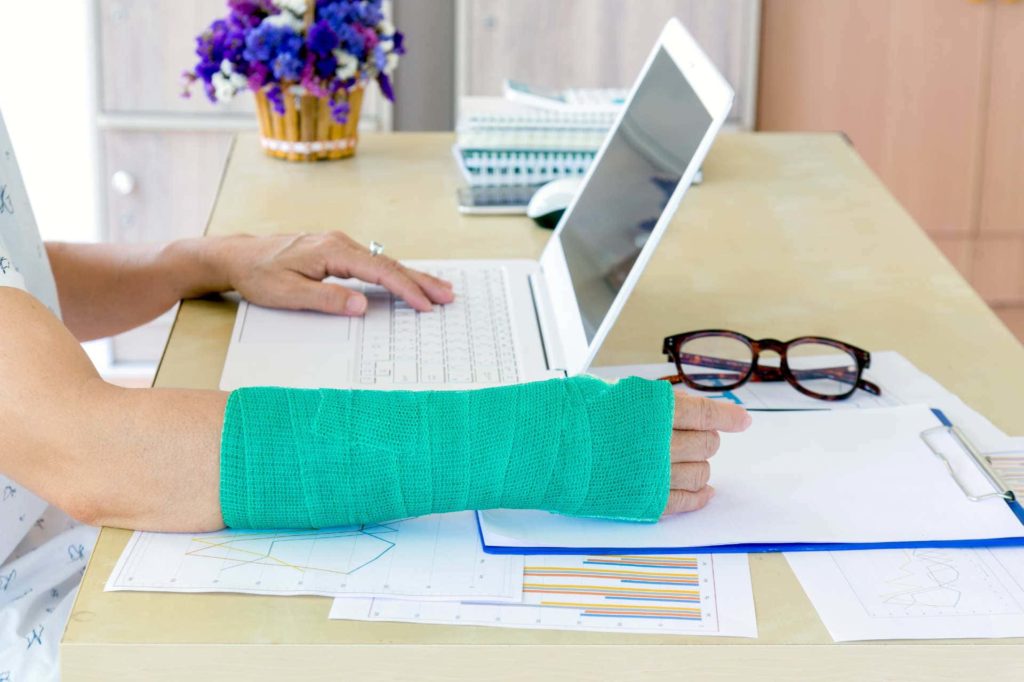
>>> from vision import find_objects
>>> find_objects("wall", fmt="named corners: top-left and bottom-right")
top-left (0, 2), bottom-right (98, 244)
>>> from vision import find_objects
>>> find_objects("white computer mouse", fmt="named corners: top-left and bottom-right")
top-left (526, 177), bottom-right (584, 229)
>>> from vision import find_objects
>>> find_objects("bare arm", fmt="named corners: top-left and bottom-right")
top-left (46, 232), bottom-right (456, 341)
top-left (0, 286), bottom-right (226, 531)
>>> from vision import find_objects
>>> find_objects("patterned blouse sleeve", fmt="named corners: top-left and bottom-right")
top-left (0, 234), bottom-right (28, 292)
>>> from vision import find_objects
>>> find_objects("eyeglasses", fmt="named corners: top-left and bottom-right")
top-left (660, 330), bottom-right (881, 401)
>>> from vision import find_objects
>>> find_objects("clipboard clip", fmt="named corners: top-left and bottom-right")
top-left (922, 422), bottom-right (1016, 503)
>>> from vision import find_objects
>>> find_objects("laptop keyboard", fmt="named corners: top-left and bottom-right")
top-left (357, 267), bottom-right (519, 385)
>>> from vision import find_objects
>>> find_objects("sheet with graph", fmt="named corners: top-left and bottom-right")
top-left (105, 511), bottom-right (522, 601)
top-left (786, 547), bottom-right (1024, 640)
top-left (329, 552), bottom-right (756, 638)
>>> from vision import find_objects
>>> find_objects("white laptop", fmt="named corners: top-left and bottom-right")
top-left (220, 18), bottom-right (734, 391)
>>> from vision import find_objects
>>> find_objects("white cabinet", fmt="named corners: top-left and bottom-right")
top-left (457, 0), bottom-right (761, 128)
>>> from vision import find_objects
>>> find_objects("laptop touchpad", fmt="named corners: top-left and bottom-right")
top-left (239, 304), bottom-right (352, 344)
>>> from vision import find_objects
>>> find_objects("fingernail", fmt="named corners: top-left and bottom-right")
top-left (345, 294), bottom-right (367, 314)
top-left (741, 412), bottom-right (753, 429)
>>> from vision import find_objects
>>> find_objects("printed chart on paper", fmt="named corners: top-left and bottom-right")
top-left (787, 545), bottom-right (1024, 640)
top-left (106, 511), bottom-right (522, 601)
top-left (331, 552), bottom-right (757, 637)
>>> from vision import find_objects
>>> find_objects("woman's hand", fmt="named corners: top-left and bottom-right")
top-left (665, 394), bottom-right (751, 515)
top-left (205, 232), bottom-right (454, 314)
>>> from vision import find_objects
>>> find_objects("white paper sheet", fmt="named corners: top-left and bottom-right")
top-left (786, 546), bottom-right (1024, 640)
top-left (330, 552), bottom-right (756, 638)
top-left (480, 405), bottom-right (1024, 551)
top-left (106, 512), bottom-right (522, 601)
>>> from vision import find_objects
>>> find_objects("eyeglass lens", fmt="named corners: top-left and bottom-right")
top-left (676, 335), bottom-right (753, 389)
top-left (785, 339), bottom-right (860, 397)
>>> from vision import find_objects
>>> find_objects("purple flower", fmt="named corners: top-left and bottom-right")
top-left (373, 44), bottom-right (387, 72)
top-left (315, 53), bottom-right (338, 78)
top-left (307, 21), bottom-right (339, 55)
top-left (273, 51), bottom-right (304, 80)
top-left (247, 61), bottom-right (271, 90)
top-left (266, 84), bottom-right (285, 115)
top-left (330, 98), bottom-right (351, 124)
top-left (377, 72), bottom-right (393, 101)
top-left (244, 23), bottom-right (301, 64)
top-left (185, 0), bottom-right (404, 106)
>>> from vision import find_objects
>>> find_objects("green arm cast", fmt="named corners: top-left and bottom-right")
top-left (219, 375), bottom-right (673, 528)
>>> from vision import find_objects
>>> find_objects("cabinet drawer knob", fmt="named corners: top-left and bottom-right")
top-left (111, 170), bottom-right (136, 195)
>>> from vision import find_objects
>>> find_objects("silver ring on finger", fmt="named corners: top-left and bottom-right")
top-left (369, 240), bottom-right (385, 257)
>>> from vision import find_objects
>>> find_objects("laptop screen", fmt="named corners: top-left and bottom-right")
top-left (556, 47), bottom-right (714, 342)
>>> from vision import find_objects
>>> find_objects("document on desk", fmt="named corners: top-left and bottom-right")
top-left (479, 405), bottom-right (1024, 553)
top-left (329, 552), bottom-right (757, 638)
top-left (106, 512), bottom-right (522, 601)
top-left (786, 436), bottom-right (1024, 641)
top-left (786, 546), bottom-right (1024, 640)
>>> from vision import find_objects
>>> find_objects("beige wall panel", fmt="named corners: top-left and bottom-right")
top-left (978, 0), bottom-right (1024, 237)
top-left (461, 0), bottom-right (758, 126)
top-left (758, 0), bottom-right (991, 237)
top-left (932, 234), bottom-right (973, 280)
top-left (972, 235), bottom-right (1024, 305)
top-left (100, 0), bottom-right (257, 115)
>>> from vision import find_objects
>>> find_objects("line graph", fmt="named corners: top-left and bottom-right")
top-left (183, 524), bottom-right (399, 576)
top-left (830, 548), bottom-right (1024, 618)
top-left (878, 549), bottom-right (963, 609)
top-left (107, 512), bottom-right (522, 601)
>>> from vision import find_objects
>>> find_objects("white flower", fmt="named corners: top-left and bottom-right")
top-left (218, 60), bottom-right (247, 91)
top-left (377, 18), bottom-right (395, 36)
top-left (264, 11), bottom-right (304, 31)
top-left (272, 0), bottom-right (307, 15)
top-left (333, 49), bottom-right (360, 81)
top-left (378, 38), bottom-right (394, 53)
top-left (384, 52), bottom-right (399, 74)
top-left (211, 72), bottom-right (237, 102)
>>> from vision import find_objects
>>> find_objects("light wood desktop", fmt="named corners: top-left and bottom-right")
top-left (63, 132), bottom-right (1024, 680)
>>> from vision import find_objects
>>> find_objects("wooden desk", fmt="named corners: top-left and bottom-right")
top-left (64, 132), bottom-right (1024, 680)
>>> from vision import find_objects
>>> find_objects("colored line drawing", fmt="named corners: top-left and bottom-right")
top-left (184, 523), bottom-right (400, 577)
top-left (879, 549), bottom-right (962, 608)
top-left (831, 548), bottom-right (1024, 618)
top-left (524, 554), bottom-right (706, 622)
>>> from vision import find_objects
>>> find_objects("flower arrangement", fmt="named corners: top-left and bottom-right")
top-left (183, 0), bottom-right (405, 160)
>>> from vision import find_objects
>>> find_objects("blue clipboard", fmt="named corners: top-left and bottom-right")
top-left (476, 409), bottom-right (1024, 556)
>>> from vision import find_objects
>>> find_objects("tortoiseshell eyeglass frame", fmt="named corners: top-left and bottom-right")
top-left (660, 330), bottom-right (882, 402)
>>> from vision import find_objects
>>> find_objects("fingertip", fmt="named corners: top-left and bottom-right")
top-left (721, 404), bottom-right (752, 432)
top-left (345, 293), bottom-right (367, 315)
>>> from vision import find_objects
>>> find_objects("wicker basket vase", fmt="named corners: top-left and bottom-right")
top-left (253, 87), bottom-right (364, 162)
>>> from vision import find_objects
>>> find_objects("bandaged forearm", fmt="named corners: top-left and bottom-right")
top-left (219, 376), bottom-right (673, 528)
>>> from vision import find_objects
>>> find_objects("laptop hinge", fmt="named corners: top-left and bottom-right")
top-left (528, 271), bottom-right (568, 376)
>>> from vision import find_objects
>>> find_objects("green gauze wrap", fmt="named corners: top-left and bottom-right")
top-left (219, 375), bottom-right (674, 529)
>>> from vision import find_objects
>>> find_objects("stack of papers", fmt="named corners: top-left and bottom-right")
top-left (454, 96), bottom-right (615, 187)
top-left (478, 405), bottom-right (1024, 554)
